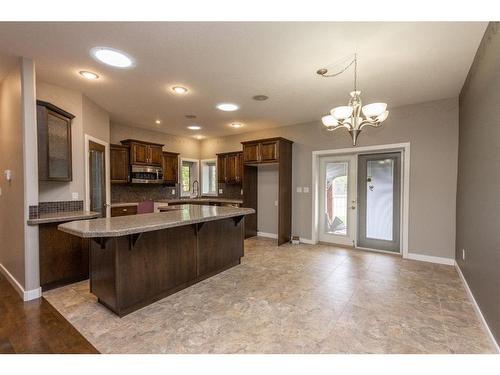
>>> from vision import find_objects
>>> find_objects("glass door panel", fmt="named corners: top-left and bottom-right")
top-left (319, 155), bottom-right (356, 246)
top-left (357, 152), bottom-right (401, 252)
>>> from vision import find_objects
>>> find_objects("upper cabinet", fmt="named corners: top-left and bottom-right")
top-left (110, 144), bottom-right (130, 184)
top-left (120, 139), bottom-right (163, 166)
top-left (241, 138), bottom-right (291, 164)
top-left (217, 151), bottom-right (243, 184)
top-left (162, 152), bottom-right (179, 185)
top-left (37, 100), bottom-right (74, 182)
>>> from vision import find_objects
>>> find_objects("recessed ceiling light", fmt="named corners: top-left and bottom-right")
top-left (216, 103), bottom-right (239, 112)
top-left (195, 135), bottom-right (204, 140)
top-left (253, 95), bottom-right (269, 101)
top-left (155, 119), bottom-right (161, 124)
top-left (172, 86), bottom-right (188, 94)
top-left (90, 47), bottom-right (135, 68)
top-left (187, 125), bottom-right (201, 130)
top-left (79, 71), bottom-right (99, 80)
top-left (230, 122), bottom-right (243, 128)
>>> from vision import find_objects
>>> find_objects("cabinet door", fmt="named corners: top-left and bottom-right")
top-left (131, 143), bottom-right (148, 164)
top-left (243, 143), bottom-right (260, 163)
top-left (46, 110), bottom-right (72, 181)
top-left (235, 152), bottom-right (243, 183)
top-left (226, 154), bottom-right (237, 183)
top-left (162, 153), bottom-right (178, 184)
top-left (110, 146), bottom-right (129, 183)
top-left (149, 145), bottom-right (163, 165)
top-left (260, 141), bottom-right (278, 162)
top-left (217, 154), bottom-right (227, 183)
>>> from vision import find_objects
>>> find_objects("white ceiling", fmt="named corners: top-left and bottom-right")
top-left (0, 22), bottom-right (487, 138)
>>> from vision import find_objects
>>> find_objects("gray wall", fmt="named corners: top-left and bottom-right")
top-left (201, 97), bottom-right (459, 258)
top-left (0, 60), bottom-right (26, 287)
top-left (37, 82), bottom-right (111, 203)
top-left (456, 22), bottom-right (500, 344)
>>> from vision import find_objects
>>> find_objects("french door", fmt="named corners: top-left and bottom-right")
top-left (318, 155), bottom-right (357, 246)
top-left (318, 151), bottom-right (402, 253)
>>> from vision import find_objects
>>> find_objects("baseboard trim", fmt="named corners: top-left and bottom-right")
top-left (257, 231), bottom-right (278, 239)
top-left (0, 262), bottom-right (41, 301)
top-left (299, 238), bottom-right (315, 245)
top-left (406, 253), bottom-right (455, 265)
top-left (454, 261), bottom-right (500, 353)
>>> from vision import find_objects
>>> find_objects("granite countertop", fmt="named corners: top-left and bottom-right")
top-left (28, 211), bottom-right (100, 225)
top-left (156, 197), bottom-right (243, 204)
top-left (58, 204), bottom-right (255, 238)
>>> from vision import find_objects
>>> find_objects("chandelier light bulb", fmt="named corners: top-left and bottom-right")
top-left (331, 106), bottom-right (353, 120)
top-left (321, 115), bottom-right (337, 126)
top-left (362, 103), bottom-right (387, 118)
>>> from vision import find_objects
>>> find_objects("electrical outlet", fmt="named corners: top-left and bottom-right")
top-left (219, 189), bottom-right (223, 194)
top-left (240, 189), bottom-right (243, 195)
top-left (71, 192), bottom-right (79, 200)
top-left (171, 188), bottom-right (176, 194)
top-left (274, 200), bottom-right (278, 206)
top-left (296, 187), bottom-right (302, 193)
top-left (462, 249), bottom-right (466, 261)
top-left (303, 187), bottom-right (310, 193)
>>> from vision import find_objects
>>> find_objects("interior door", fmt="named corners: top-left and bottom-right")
top-left (357, 152), bottom-right (401, 252)
top-left (319, 155), bottom-right (356, 246)
top-left (89, 141), bottom-right (107, 218)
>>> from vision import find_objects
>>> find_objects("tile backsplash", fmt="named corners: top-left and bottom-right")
top-left (111, 184), bottom-right (180, 203)
top-left (217, 183), bottom-right (243, 199)
top-left (29, 200), bottom-right (84, 219)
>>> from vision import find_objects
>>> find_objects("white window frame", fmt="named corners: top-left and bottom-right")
top-left (200, 158), bottom-right (218, 196)
top-left (180, 157), bottom-right (200, 197)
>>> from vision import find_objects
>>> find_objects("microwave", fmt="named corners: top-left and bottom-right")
top-left (131, 165), bottom-right (164, 184)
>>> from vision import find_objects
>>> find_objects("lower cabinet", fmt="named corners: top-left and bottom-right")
top-left (39, 223), bottom-right (89, 291)
top-left (111, 205), bottom-right (138, 217)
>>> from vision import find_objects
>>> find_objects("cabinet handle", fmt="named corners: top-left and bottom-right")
top-left (122, 209), bottom-right (128, 212)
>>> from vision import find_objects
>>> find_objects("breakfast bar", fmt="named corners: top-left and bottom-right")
top-left (58, 204), bottom-right (255, 316)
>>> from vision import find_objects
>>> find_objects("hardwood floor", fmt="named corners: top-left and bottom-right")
top-left (0, 272), bottom-right (98, 354)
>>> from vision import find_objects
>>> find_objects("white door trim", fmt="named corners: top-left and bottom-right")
top-left (311, 142), bottom-right (410, 259)
top-left (84, 134), bottom-right (111, 217)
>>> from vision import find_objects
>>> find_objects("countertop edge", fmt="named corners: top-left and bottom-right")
top-left (27, 211), bottom-right (101, 225)
top-left (58, 208), bottom-right (255, 238)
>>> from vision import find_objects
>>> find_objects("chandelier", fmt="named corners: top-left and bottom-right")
top-left (318, 54), bottom-right (389, 146)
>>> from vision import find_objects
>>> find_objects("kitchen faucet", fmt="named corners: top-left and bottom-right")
top-left (192, 180), bottom-right (199, 198)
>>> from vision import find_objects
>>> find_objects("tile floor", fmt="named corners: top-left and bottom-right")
top-left (43, 237), bottom-right (496, 354)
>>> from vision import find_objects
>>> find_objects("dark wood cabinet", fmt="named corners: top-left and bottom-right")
top-left (121, 139), bottom-right (164, 166)
top-left (217, 154), bottom-right (227, 183)
top-left (110, 144), bottom-right (130, 184)
top-left (162, 152), bottom-right (179, 185)
top-left (39, 223), bottom-right (89, 291)
top-left (111, 205), bottom-right (138, 217)
top-left (243, 143), bottom-right (260, 163)
top-left (149, 145), bottom-right (163, 165)
top-left (241, 137), bottom-right (293, 245)
top-left (217, 151), bottom-right (243, 184)
top-left (36, 100), bottom-right (74, 182)
top-left (242, 138), bottom-right (283, 164)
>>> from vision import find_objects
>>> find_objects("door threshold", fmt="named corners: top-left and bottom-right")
top-left (318, 241), bottom-right (401, 256)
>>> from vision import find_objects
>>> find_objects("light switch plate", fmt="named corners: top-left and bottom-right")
top-left (72, 192), bottom-right (79, 200)
top-left (171, 188), bottom-right (176, 194)
top-left (303, 187), bottom-right (310, 193)
top-left (274, 200), bottom-right (278, 206)
top-left (219, 189), bottom-right (223, 194)
top-left (296, 187), bottom-right (302, 193)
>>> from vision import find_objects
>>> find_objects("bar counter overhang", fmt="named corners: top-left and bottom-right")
top-left (58, 205), bottom-right (255, 316)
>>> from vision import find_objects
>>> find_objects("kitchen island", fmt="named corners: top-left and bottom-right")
top-left (58, 204), bottom-right (254, 316)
